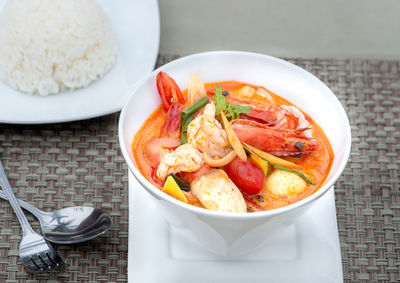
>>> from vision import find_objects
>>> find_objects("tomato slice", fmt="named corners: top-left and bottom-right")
top-left (179, 165), bottom-right (213, 184)
top-left (156, 72), bottom-right (185, 111)
top-left (225, 157), bottom-right (265, 195)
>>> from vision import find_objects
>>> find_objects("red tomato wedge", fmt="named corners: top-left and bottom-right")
top-left (225, 157), bottom-right (265, 195)
top-left (179, 165), bottom-right (213, 184)
top-left (156, 72), bottom-right (185, 111)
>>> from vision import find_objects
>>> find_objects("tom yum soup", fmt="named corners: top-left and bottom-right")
top-left (132, 72), bottom-right (334, 213)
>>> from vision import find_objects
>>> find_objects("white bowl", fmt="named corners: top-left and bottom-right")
top-left (119, 51), bottom-right (351, 256)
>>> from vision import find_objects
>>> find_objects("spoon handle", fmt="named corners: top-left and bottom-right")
top-left (0, 161), bottom-right (35, 236)
top-left (0, 189), bottom-right (42, 219)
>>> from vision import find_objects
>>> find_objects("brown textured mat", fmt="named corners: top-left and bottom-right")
top-left (0, 55), bottom-right (399, 282)
top-left (0, 114), bottom-right (128, 283)
top-left (293, 58), bottom-right (400, 283)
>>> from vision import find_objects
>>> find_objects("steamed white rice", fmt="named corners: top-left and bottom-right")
top-left (0, 0), bottom-right (117, 96)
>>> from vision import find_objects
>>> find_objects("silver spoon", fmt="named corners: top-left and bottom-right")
top-left (0, 161), bottom-right (65, 273)
top-left (0, 190), bottom-right (112, 244)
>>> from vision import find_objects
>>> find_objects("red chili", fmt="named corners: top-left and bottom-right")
top-left (156, 72), bottom-right (185, 111)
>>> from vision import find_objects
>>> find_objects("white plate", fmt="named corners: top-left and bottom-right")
top-left (128, 172), bottom-right (344, 283)
top-left (0, 0), bottom-right (159, 124)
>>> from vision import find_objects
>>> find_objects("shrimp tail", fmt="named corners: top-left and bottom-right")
top-left (160, 102), bottom-right (182, 139)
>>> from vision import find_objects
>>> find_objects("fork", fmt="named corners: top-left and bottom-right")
top-left (0, 160), bottom-right (65, 273)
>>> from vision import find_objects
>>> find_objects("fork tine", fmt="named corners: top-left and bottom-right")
top-left (38, 253), bottom-right (54, 270)
top-left (46, 245), bottom-right (65, 268)
top-left (45, 252), bottom-right (59, 267)
top-left (30, 255), bottom-right (45, 272)
top-left (50, 252), bottom-right (65, 267)
top-left (28, 258), bottom-right (40, 273)
top-left (28, 266), bottom-right (40, 273)
top-left (45, 252), bottom-right (64, 269)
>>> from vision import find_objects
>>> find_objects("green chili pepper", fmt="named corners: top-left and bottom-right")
top-left (273, 165), bottom-right (316, 185)
top-left (181, 97), bottom-right (209, 119)
top-left (170, 174), bottom-right (191, 192)
top-left (180, 112), bottom-right (194, 144)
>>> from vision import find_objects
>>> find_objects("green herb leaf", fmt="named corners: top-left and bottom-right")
top-left (227, 104), bottom-right (251, 120)
top-left (213, 86), bottom-right (228, 115)
top-left (273, 165), bottom-right (316, 185)
top-left (213, 85), bottom-right (251, 120)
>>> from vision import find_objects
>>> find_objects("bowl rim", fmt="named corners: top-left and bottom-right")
top-left (118, 50), bottom-right (352, 219)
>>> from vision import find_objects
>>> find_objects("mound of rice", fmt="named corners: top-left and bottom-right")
top-left (0, 0), bottom-right (117, 96)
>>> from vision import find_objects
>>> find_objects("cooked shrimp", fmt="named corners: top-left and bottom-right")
top-left (237, 85), bottom-right (255, 99)
top-left (281, 105), bottom-right (313, 138)
top-left (156, 143), bottom-right (204, 181)
top-left (187, 102), bottom-right (230, 158)
top-left (255, 87), bottom-right (275, 105)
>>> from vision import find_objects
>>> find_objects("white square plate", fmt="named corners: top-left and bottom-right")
top-left (128, 172), bottom-right (343, 283)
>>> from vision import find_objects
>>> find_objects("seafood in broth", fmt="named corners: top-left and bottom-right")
top-left (132, 72), bottom-right (334, 213)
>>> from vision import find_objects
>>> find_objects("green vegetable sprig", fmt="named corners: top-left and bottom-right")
top-left (180, 97), bottom-right (209, 144)
top-left (181, 97), bottom-right (209, 119)
top-left (180, 112), bottom-right (194, 144)
top-left (213, 86), bottom-right (251, 120)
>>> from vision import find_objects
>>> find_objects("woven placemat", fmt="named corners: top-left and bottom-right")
top-left (0, 113), bottom-right (128, 283)
top-left (0, 55), bottom-right (399, 283)
top-left (291, 58), bottom-right (400, 283)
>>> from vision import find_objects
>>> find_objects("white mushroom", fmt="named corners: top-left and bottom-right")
top-left (265, 170), bottom-right (307, 196)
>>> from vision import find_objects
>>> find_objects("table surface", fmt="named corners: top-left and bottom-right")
top-left (0, 54), bottom-right (399, 283)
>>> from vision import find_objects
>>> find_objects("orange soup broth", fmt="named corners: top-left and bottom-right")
top-left (132, 81), bottom-right (334, 211)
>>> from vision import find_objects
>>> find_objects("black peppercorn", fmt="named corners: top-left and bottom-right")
top-left (295, 141), bottom-right (304, 151)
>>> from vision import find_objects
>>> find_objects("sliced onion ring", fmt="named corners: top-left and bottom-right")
top-left (204, 150), bottom-right (237, 167)
top-left (188, 73), bottom-right (207, 105)
top-left (220, 110), bottom-right (247, 160)
top-left (158, 138), bottom-right (181, 148)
